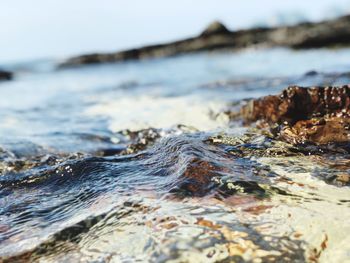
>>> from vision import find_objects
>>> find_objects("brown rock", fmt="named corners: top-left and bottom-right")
top-left (336, 173), bottom-right (350, 184)
top-left (241, 85), bottom-right (350, 144)
top-left (179, 158), bottom-right (222, 196)
top-left (280, 117), bottom-right (350, 144)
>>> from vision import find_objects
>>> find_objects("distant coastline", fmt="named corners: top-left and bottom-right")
top-left (58, 15), bottom-right (350, 68)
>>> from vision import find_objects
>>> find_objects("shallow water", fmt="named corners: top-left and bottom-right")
top-left (1, 48), bottom-right (350, 262)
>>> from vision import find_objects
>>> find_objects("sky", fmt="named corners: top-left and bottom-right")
top-left (1, 0), bottom-right (350, 62)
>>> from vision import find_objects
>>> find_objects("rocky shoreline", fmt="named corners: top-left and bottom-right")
top-left (58, 15), bottom-right (350, 68)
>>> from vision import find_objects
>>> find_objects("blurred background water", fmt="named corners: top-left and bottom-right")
top-left (1, 48), bottom-right (350, 152)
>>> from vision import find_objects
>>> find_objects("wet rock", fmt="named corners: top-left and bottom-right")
top-left (216, 180), bottom-right (266, 197)
top-left (95, 146), bottom-right (125, 157)
top-left (0, 153), bottom-right (90, 190)
top-left (58, 15), bottom-right (350, 68)
top-left (0, 69), bottom-right (12, 81)
top-left (279, 117), bottom-right (350, 145)
top-left (240, 85), bottom-right (350, 145)
top-left (311, 156), bottom-right (350, 186)
top-left (336, 173), bottom-right (350, 184)
top-left (208, 133), bottom-right (304, 158)
top-left (172, 136), bottom-right (286, 197)
top-left (119, 125), bottom-right (198, 155)
top-left (0, 152), bottom-right (65, 176)
top-left (208, 132), bottom-right (350, 186)
top-left (175, 158), bottom-right (223, 196)
top-left (120, 128), bottom-right (162, 154)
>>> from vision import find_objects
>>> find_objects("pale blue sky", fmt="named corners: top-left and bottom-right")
top-left (1, 0), bottom-right (350, 62)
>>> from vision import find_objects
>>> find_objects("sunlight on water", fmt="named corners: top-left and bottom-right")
top-left (0, 48), bottom-right (350, 262)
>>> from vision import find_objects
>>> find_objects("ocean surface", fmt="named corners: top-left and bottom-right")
top-left (1, 48), bottom-right (350, 262)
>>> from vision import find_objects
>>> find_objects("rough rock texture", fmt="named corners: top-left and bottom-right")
top-left (0, 70), bottom-right (13, 81)
top-left (58, 15), bottom-right (350, 68)
top-left (240, 85), bottom-right (350, 144)
top-left (121, 128), bottom-right (161, 154)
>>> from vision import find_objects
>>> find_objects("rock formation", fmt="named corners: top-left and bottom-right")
top-left (240, 85), bottom-right (350, 145)
top-left (58, 15), bottom-right (350, 68)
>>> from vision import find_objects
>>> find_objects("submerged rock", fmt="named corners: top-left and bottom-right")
top-left (312, 155), bottom-right (350, 186)
top-left (58, 15), bottom-right (350, 68)
top-left (240, 85), bottom-right (350, 145)
top-left (1, 129), bottom-right (348, 260)
top-left (0, 70), bottom-right (13, 81)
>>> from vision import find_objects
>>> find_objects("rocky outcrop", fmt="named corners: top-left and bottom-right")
top-left (0, 70), bottom-right (13, 81)
top-left (240, 85), bottom-right (350, 145)
top-left (58, 15), bottom-right (350, 68)
top-left (200, 21), bottom-right (230, 36)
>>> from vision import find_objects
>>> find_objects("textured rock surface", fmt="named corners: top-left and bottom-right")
top-left (58, 15), bottom-right (350, 68)
top-left (240, 85), bottom-right (350, 144)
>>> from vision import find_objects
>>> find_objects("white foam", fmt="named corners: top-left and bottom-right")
top-left (85, 95), bottom-right (229, 132)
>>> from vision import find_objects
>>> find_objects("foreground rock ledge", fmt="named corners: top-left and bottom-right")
top-left (240, 85), bottom-right (350, 145)
top-left (58, 15), bottom-right (350, 68)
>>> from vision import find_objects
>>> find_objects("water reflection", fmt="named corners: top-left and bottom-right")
top-left (0, 49), bottom-right (350, 262)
